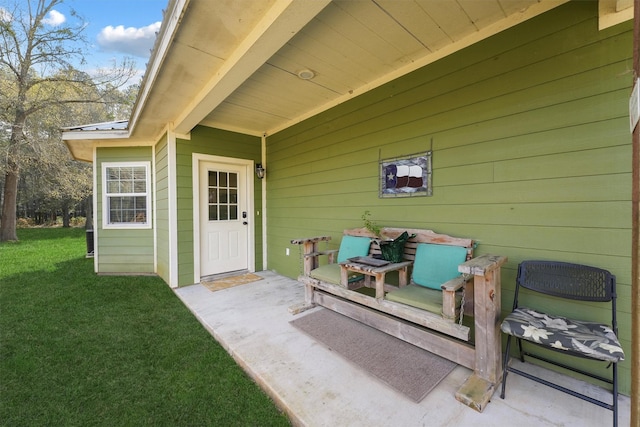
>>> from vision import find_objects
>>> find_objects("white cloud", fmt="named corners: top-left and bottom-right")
top-left (42, 10), bottom-right (65, 26)
top-left (97, 22), bottom-right (161, 58)
top-left (0, 7), bottom-right (12, 22)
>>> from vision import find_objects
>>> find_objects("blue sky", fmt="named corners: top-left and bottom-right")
top-left (54, 0), bottom-right (168, 84)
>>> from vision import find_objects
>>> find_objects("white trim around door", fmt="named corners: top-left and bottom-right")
top-left (192, 153), bottom-right (255, 282)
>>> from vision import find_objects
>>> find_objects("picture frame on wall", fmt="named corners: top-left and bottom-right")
top-left (379, 151), bottom-right (432, 198)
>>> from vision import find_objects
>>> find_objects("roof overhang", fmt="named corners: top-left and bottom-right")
top-left (63, 0), bottom-right (634, 162)
top-left (62, 120), bottom-right (131, 162)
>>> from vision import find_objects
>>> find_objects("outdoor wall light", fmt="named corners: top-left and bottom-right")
top-left (255, 163), bottom-right (265, 179)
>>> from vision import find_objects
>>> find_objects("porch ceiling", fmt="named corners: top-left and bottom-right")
top-left (146, 0), bottom-right (570, 139)
top-left (67, 0), bottom-right (637, 161)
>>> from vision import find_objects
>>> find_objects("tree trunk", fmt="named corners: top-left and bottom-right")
top-left (1, 107), bottom-right (27, 242)
top-left (62, 204), bottom-right (70, 228)
top-left (0, 169), bottom-right (19, 241)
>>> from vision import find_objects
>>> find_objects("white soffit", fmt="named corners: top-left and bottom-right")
top-left (197, 0), bottom-right (570, 137)
top-left (599, 0), bottom-right (634, 29)
top-left (172, 0), bottom-right (332, 136)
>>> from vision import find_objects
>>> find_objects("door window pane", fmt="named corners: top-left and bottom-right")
top-left (207, 170), bottom-right (239, 222)
top-left (209, 205), bottom-right (218, 221)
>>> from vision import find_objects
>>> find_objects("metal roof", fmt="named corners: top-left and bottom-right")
top-left (62, 120), bottom-right (129, 132)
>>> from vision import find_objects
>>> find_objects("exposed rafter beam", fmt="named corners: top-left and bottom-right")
top-left (599, 0), bottom-right (634, 29)
top-left (173, 0), bottom-right (331, 135)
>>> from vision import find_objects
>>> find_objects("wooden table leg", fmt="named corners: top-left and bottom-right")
top-left (374, 272), bottom-right (385, 300)
top-left (398, 265), bottom-right (409, 287)
top-left (340, 265), bottom-right (349, 287)
top-left (364, 274), bottom-right (371, 288)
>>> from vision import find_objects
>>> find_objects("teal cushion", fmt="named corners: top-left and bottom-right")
top-left (412, 243), bottom-right (468, 290)
top-left (310, 264), bottom-right (362, 285)
top-left (337, 235), bottom-right (371, 263)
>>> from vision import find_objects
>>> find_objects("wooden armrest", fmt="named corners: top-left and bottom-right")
top-left (292, 236), bottom-right (334, 274)
top-left (290, 236), bottom-right (331, 245)
top-left (302, 249), bottom-right (338, 264)
top-left (303, 249), bottom-right (338, 258)
top-left (441, 276), bottom-right (471, 292)
top-left (458, 254), bottom-right (507, 275)
top-left (318, 249), bottom-right (339, 256)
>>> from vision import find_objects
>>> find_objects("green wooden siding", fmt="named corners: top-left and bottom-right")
top-left (175, 126), bottom-right (263, 286)
top-left (96, 147), bottom-right (155, 273)
top-left (155, 134), bottom-right (170, 283)
top-left (265, 2), bottom-right (632, 394)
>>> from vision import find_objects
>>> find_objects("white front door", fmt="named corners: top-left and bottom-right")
top-left (199, 161), bottom-right (249, 276)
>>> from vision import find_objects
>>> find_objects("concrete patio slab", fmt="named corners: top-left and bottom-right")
top-left (174, 271), bottom-right (631, 427)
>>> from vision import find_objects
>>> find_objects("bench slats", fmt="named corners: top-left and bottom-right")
top-left (300, 275), bottom-right (471, 341)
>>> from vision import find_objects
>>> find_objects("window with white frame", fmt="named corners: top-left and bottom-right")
top-left (102, 162), bottom-right (151, 228)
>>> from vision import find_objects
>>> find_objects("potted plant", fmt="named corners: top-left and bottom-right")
top-left (361, 210), bottom-right (381, 237)
top-left (361, 211), bottom-right (413, 262)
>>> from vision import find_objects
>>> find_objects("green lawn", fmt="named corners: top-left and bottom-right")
top-left (0, 228), bottom-right (290, 426)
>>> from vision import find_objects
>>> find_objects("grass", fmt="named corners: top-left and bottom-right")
top-left (0, 228), bottom-right (290, 426)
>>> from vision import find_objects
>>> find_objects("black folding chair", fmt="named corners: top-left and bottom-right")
top-left (500, 261), bottom-right (624, 427)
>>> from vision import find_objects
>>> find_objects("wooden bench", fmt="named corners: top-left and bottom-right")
top-left (291, 227), bottom-right (507, 411)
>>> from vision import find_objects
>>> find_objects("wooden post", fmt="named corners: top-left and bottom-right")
top-left (305, 240), bottom-right (317, 274)
top-left (455, 254), bottom-right (507, 412)
top-left (289, 236), bottom-right (331, 314)
top-left (473, 265), bottom-right (502, 383)
top-left (631, 1), bottom-right (640, 425)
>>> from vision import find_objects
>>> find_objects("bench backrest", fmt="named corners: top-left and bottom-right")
top-left (342, 227), bottom-right (475, 262)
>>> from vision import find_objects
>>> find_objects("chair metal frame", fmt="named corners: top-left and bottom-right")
top-left (500, 260), bottom-right (621, 427)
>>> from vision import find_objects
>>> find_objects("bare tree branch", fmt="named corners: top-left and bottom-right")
top-left (0, 0), bottom-right (139, 240)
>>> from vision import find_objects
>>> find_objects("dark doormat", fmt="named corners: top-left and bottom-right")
top-left (290, 308), bottom-right (456, 402)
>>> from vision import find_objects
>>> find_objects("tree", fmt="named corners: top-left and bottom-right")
top-left (16, 77), bottom-right (99, 226)
top-left (0, 0), bottom-right (136, 241)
